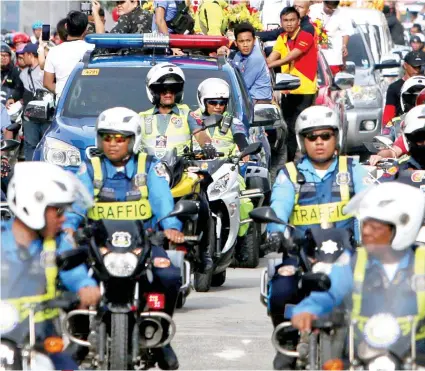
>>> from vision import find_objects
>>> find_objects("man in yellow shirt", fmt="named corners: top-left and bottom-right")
top-left (194, 0), bottom-right (228, 35)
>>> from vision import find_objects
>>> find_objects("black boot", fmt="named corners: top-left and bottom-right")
top-left (154, 344), bottom-right (179, 370)
top-left (200, 246), bottom-right (213, 273)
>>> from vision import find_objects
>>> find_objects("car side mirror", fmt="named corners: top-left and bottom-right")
top-left (333, 72), bottom-right (355, 90)
top-left (24, 100), bottom-right (51, 122)
top-left (273, 73), bottom-right (301, 91)
top-left (345, 61), bottom-right (356, 75)
top-left (252, 104), bottom-right (281, 127)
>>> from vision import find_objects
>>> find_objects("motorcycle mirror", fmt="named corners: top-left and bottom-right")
top-left (203, 114), bottom-right (223, 128)
top-left (1, 139), bottom-right (20, 152)
top-left (373, 135), bottom-right (394, 150)
top-left (239, 142), bottom-right (262, 160)
top-left (249, 206), bottom-right (289, 226)
top-left (157, 200), bottom-right (200, 225)
top-left (5, 122), bottom-right (21, 132)
top-left (56, 247), bottom-right (88, 271)
top-left (299, 272), bottom-right (331, 294)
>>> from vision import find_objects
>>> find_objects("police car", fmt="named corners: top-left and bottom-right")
top-left (29, 34), bottom-right (291, 171)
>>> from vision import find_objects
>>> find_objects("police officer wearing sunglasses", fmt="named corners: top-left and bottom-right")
top-left (64, 107), bottom-right (183, 370)
top-left (265, 105), bottom-right (370, 370)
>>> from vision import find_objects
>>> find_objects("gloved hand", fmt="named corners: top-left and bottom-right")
top-left (202, 143), bottom-right (217, 159)
top-left (266, 232), bottom-right (284, 252)
top-left (1, 157), bottom-right (10, 178)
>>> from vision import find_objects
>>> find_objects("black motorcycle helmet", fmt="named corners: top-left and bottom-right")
top-left (1, 42), bottom-right (12, 56)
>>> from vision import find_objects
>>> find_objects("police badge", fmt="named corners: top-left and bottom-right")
top-left (336, 172), bottom-right (351, 186)
top-left (134, 173), bottom-right (147, 187)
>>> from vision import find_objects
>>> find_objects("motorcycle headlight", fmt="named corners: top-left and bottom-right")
top-left (349, 85), bottom-right (378, 102)
top-left (363, 313), bottom-right (400, 349)
top-left (209, 173), bottom-right (231, 198)
top-left (103, 252), bottom-right (138, 277)
top-left (0, 302), bottom-right (19, 335)
top-left (367, 355), bottom-right (397, 371)
top-left (43, 137), bottom-right (81, 167)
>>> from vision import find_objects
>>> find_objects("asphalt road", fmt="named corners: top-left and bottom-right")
top-left (171, 255), bottom-right (278, 370)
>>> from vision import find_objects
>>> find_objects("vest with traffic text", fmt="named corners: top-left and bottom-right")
top-left (284, 156), bottom-right (355, 237)
top-left (87, 153), bottom-right (153, 221)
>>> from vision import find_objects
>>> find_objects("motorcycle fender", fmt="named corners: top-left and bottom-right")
top-left (106, 304), bottom-right (132, 314)
top-left (207, 164), bottom-right (238, 201)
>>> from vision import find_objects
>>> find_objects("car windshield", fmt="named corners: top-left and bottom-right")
top-left (62, 67), bottom-right (233, 118)
top-left (346, 31), bottom-right (371, 69)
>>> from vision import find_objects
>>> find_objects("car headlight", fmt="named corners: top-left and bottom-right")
top-left (349, 85), bottom-right (378, 102)
top-left (103, 252), bottom-right (138, 277)
top-left (43, 137), bottom-right (81, 167)
top-left (209, 173), bottom-right (231, 198)
top-left (363, 313), bottom-right (401, 349)
top-left (0, 302), bottom-right (19, 335)
top-left (367, 355), bottom-right (397, 371)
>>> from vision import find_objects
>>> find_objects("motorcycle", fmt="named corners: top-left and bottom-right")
top-left (190, 141), bottom-right (265, 286)
top-left (1, 139), bottom-right (21, 219)
top-left (0, 249), bottom-right (85, 370)
top-left (63, 203), bottom-right (197, 370)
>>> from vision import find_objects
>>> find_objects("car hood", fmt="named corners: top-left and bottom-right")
top-left (354, 68), bottom-right (377, 87)
top-left (48, 116), bottom-right (97, 149)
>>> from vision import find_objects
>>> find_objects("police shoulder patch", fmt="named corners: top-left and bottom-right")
top-left (154, 163), bottom-right (167, 178)
top-left (190, 111), bottom-right (203, 126)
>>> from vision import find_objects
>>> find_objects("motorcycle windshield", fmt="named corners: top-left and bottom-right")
top-left (347, 262), bottom-right (419, 360)
top-left (192, 158), bottom-right (227, 175)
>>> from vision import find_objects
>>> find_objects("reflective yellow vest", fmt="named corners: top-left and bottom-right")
top-left (4, 238), bottom-right (59, 324)
top-left (139, 104), bottom-right (192, 158)
top-left (87, 153), bottom-right (153, 221)
top-left (285, 156), bottom-right (352, 226)
top-left (352, 246), bottom-right (425, 341)
top-left (192, 109), bottom-right (236, 155)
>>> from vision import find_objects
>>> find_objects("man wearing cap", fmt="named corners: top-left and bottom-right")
top-left (410, 34), bottom-right (425, 52)
top-left (30, 21), bottom-right (43, 44)
top-left (382, 51), bottom-right (425, 127)
top-left (19, 43), bottom-right (50, 161)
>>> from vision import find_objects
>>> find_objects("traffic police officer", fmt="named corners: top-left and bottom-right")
top-left (380, 104), bottom-right (425, 187)
top-left (139, 63), bottom-right (218, 271)
top-left (64, 107), bottom-right (183, 370)
top-left (266, 105), bottom-right (370, 370)
top-left (1, 162), bottom-right (100, 370)
top-left (291, 182), bottom-right (425, 359)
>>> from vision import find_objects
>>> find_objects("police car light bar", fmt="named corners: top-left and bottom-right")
top-left (85, 33), bottom-right (229, 50)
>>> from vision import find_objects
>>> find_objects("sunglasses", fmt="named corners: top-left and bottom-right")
top-left (101, 133), bottom-right (129, 143)
top-left (206, 99), bottom-right (228, 107)
top-left (304, 132), bottom-right (335, 142)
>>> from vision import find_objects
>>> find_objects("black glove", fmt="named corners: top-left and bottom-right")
top-left (1, 157), bottom-right (10, 178)
top-left (266, 232), bottom-right (284, 252)
top-left (202, 143), bottom-right (217, 160)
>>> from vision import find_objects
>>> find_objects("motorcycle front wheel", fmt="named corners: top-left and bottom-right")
top-left (110, 313), bottom-right (129, 370)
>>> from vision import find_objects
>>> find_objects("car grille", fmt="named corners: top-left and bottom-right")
top-left (85, 146), bottom-right (101, 159)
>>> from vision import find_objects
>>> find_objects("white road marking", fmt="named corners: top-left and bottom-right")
top-left (214, 349), bottom-right (245, 360)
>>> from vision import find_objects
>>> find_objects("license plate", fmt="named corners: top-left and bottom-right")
top-left (146, 293), bottom-right (165, 310)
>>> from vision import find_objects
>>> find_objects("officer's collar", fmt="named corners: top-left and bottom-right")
top-left (153, 105), bottom-right (180, 115)
top-left (103, 155), bottom-right (137, 179)
top-left (367, 249), bottom-right (412, 271)
top-left (298, 156), bottom-right (338, 177)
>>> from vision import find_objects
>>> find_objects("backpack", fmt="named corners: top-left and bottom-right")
top-left (167, 0), bottom-right (195, 34)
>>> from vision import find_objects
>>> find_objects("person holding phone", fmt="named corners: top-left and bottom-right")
top-left (30, 21), bottom-right (43, 44)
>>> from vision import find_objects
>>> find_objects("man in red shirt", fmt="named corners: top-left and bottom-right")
top-left (266, 6), bottom-right (318, 162)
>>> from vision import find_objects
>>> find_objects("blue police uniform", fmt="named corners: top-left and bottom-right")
top-left (380, 156), bottom-right (425, 189)
top-left (1, 220), bottom-right (97, 369)
top-left (266, 156), bottom-right (369, 326)
top-left (64, 153), bottom-right (182, 320)
top-left (152, 0), bottom-right (178, 33)
top-left (291, 247), bottom-right (425, 353)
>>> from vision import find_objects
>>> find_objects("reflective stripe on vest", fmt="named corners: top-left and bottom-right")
top-left (139, 104), bottom-right (192, 157)
top-left (5, 238), bottom-right (59, 323)
top-left (87, 153), bottom-right (153, 221)
top-left (352, 246), bottom-right (425, 340)
top-left (286, 156), bottom-right (351, 226)
top-left (192, 109), bottom-right (235, 155)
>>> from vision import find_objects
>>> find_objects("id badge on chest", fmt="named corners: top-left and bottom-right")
top-left (155, 135), bottom-right (167, 159)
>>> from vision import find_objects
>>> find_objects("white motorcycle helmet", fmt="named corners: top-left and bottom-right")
top-left (402, 104), bottom-right (425, 151)
top-left (197, 78), bottom-right (230, 113)
top-left (146, 63), bottom-right (185, 105)
top-left (295, 105), bottom-right (342, 153)
top-left (7, 162), bottom-right (93, 230)
top-left (400, 76), bottom-right (425, 113)
top-left (344, 182), bottom-right (425, 251)
top-left (95, 107), bottom-right (142, 154)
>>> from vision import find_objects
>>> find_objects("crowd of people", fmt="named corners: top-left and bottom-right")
top-left (1, 0), bottom-right (425, 370)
